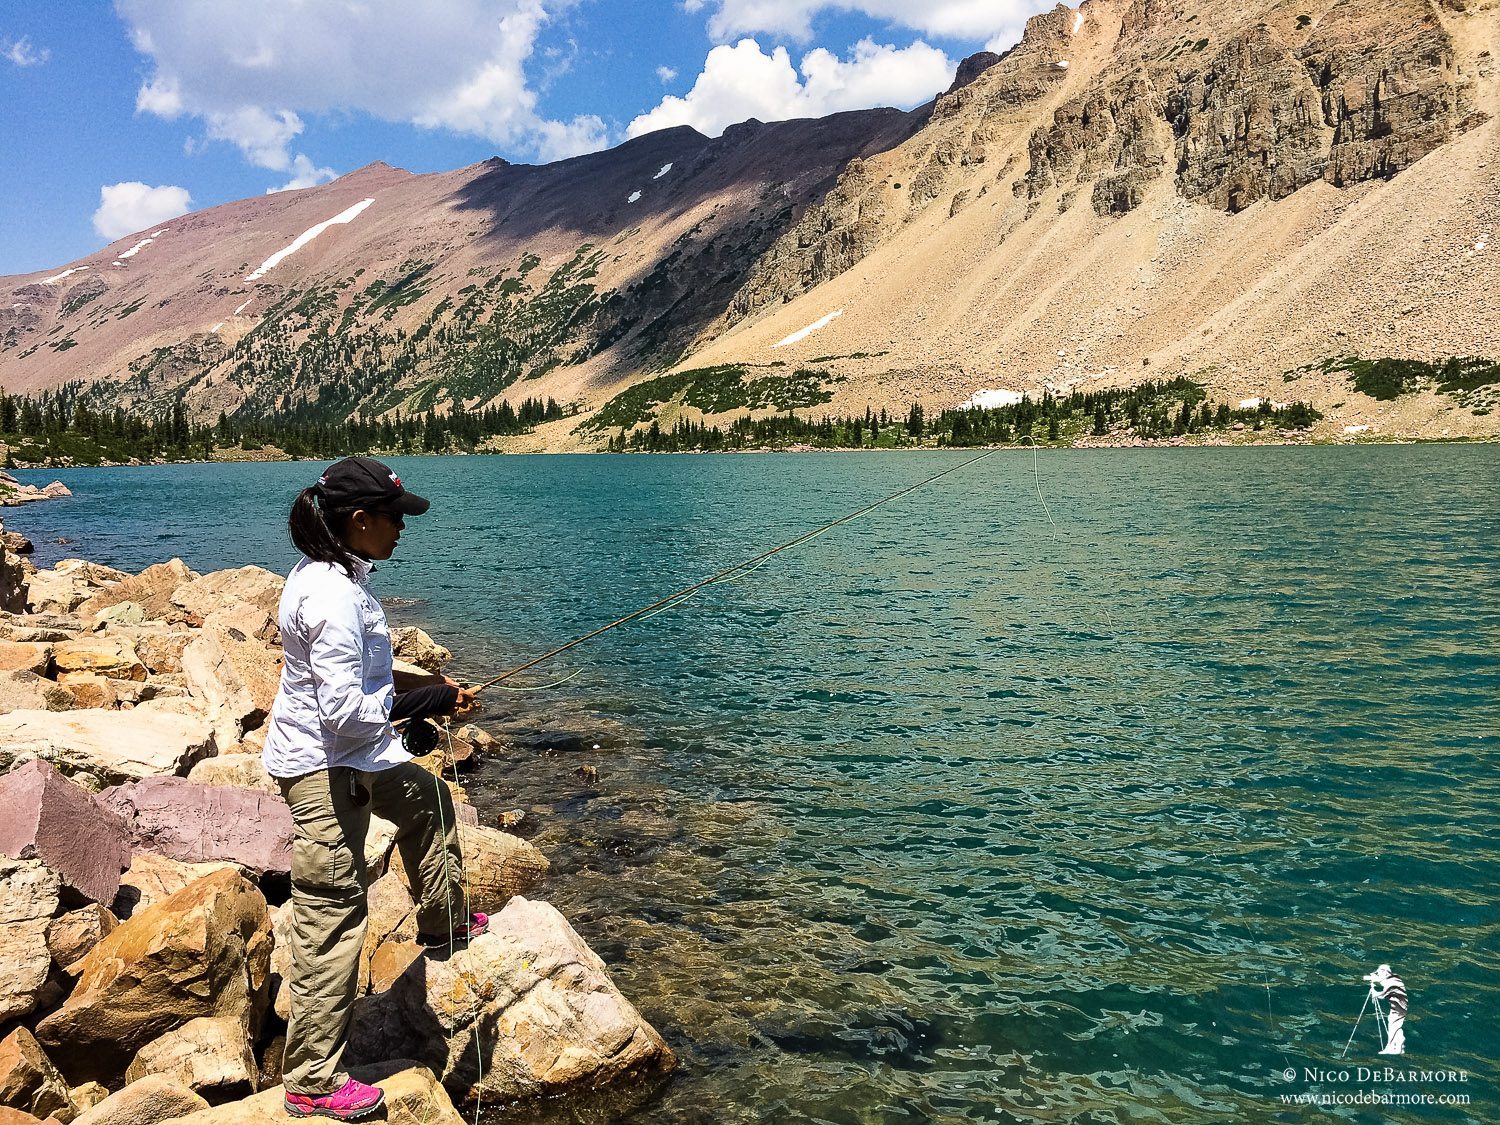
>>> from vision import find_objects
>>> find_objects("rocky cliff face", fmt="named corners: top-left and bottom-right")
top-left (738, 0), bottom-right (1486, 305)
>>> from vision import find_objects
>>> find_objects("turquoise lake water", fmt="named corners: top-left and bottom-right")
top-left (8, 446), bottom-right (1498, 1123)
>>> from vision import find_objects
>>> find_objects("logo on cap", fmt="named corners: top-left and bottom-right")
top-left (389, 473), bottom-right (402, 488)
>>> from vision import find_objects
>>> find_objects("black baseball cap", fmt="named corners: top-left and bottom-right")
top-left (314, 456), bottom-right (430, 516)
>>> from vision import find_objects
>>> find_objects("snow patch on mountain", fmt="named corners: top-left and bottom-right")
top-left (962, 388), bottom-right (1026, 409)
top-left (245, 198), bottom-right (375, 282)
top-left (116, 230), bottom-right (168, 263)
top-left (772, 308), bottom-right (843, 348)
top-left (41, 266), bottom-right (89, 285)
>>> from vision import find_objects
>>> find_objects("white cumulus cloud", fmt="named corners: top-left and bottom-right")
top-left (656, 65), bottom-right (678, 83)
top-left (684, 0), bottom-right (1053, 46)
top-left (92, 182), bottom-right (193, 241)
top-left (269, 154), bottom-right (339, 194)
top-left (116, 0), bottom-right (608, 173)
top-left (627, 37), bottom-right (953, 140)
top-left (3, 35), bottom-right (50, 66)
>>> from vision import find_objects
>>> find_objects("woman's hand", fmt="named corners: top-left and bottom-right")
top-left (445, 677), bottom-right (478, 718)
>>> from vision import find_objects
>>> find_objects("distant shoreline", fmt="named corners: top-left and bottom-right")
top-left (4, 431), bottom-right (1497, 475)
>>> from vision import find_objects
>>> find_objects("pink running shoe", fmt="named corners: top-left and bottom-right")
top-left (417, 911), bottom-right (489, 948)
top-left (284, 1077), bottom-right (384, 1120)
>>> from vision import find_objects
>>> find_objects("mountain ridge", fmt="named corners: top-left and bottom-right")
top-left (3, 0), bottom-right (1496, 449)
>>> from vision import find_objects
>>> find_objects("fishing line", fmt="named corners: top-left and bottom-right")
top-left (468, 447), bottom-right (1004, 694)
top-left (485, 669), bottom-right (584, 692)
top-left (994, 440), bottom-right (1292, 1075)
top-left (427, 727), bottom-right (487, 1125)
top-left (1018, 435), bottom-right (1057, 531)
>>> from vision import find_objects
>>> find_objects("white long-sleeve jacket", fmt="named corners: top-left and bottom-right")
top-left (262, 555), bottom-right (412, 778)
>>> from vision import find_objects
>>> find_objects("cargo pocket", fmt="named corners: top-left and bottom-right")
top-left (291, 834), bottom-right (364, 896)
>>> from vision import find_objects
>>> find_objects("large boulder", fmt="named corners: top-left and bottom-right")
top-left (170, 568), bottom-right (283, 626)
top-left (124, 1017), bottom-right (257, 1103)
top-left (390, 822), bottom-right (548, 917)
top-left (36, 869), bottom-right (272, 1085)
top-left (391, 627), bottom-right (451, 673)
top-left (23, 561), bottom-right (125, 617)
top-left (0, 859), bottom-right (61, 1024)
top-left (0, 570), bottom-right (24, 619)
top-left (0, 642), bottom-right (50, 675)
top-left (0, 710), bottom-right (217, 785)
top-left (53, 675), bottom-right (152, 711)
top-left (71, 1077), bottom-right (206, 1125)
top-left (0, 671), bottom-right (74, 713)
top-left (76, 561), bottom-right (196, 624)
top-left (96, 778), bottom-right (293, 877)
top-left (0, 761), bottom-right (133, 906)
top-left (348, 897), bottom-right (674, 1105)
top-left (65, 1086), bottom-right (105, 1115)
top-left (111, 853), bottom-right (236, 920)
top-left (1, 530), bottom-right (32, 555)
top-left (0, 1028), bottom-right (74, 1123)
top-left (361, 873), bottom-right (416, 990)
top-left (369, 940), bottom-right (424, 994)
top-left (129, 630), bottom-right (194, 676)
top-left (0, 519), bottom-right (27, 614)
top-left (180, 622), bottom-right (281, 749)
top-left (45, 905), bottom-right (118, 977)
top-left (184, 756), bottom-right (278, 796)
top-left (51, 638), bottom-right (146, 683)
top-left (0, 615), bottom-right (81, 644)
top-left (160, 1061), bottom-right (463, 1125)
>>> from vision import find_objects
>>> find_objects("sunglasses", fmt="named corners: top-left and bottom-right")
top-left (371, 510), bottom-right (405, 530)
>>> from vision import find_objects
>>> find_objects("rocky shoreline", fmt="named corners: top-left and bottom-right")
top-left (0, 513), bottom-right (674, 1124)
top-left (0, 472), bottom-right (71, 508)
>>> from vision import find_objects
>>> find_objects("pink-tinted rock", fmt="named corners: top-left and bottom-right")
top-left (0, 761), bottom-right (132, 906)
top-left (96, 778), bottom-right (292, 876)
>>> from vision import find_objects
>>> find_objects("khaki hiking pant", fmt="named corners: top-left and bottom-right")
top-left (277, 762), bottom-right (465, 1096)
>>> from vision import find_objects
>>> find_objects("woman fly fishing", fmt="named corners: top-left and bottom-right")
top-left (261, 456), bottom-right (486, 1121)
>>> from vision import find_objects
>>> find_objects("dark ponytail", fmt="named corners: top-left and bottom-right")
top-left (289, 487), bottom-right (361, 577)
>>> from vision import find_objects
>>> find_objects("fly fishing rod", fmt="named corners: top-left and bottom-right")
top-left (468, 446), bottom-right (1006, 695)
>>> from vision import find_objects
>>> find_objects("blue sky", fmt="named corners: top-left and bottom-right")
top-left (1, 0), bottom-right (1051, 276)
